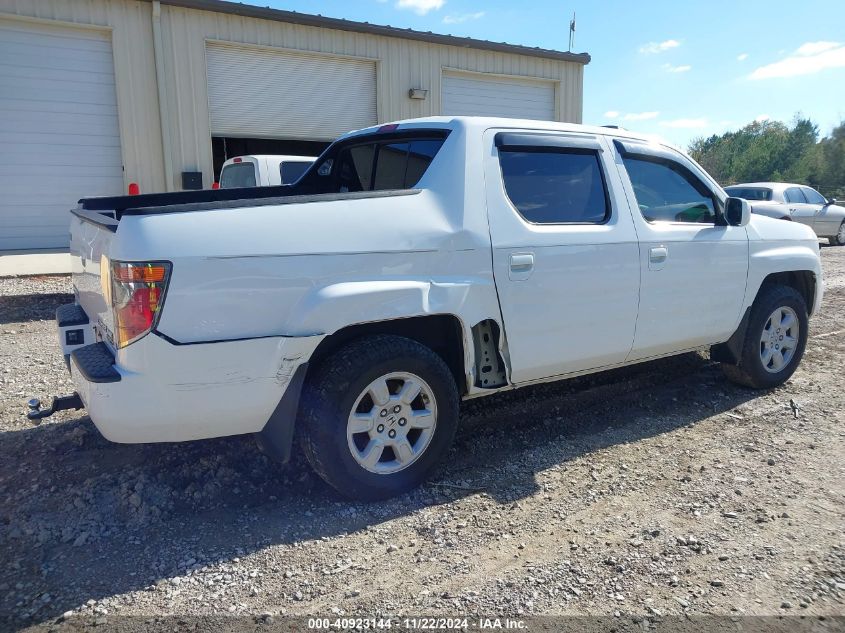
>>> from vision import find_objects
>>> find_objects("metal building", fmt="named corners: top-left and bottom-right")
top-left (0, 0), bottom-right (590, 250)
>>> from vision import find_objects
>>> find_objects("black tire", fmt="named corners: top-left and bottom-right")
top-left (298, 334), bottom-right (459, 501)
top-left (721, 285), bottom-right (808, 389)
top-left (829, 221), bottom-right (845, 246)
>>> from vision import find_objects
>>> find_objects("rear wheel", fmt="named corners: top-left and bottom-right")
top-left (721, 285), bottom-right (808, 389)
top-left (298, 335), bottom-right (459, 500)
top-left (829, 221), bottom-right (845, 246)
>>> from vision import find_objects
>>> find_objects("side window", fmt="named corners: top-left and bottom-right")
top-left (802, 187), bottom-right (826, 205)
top-left (785, 187), bottom-right (807, 204)
top-left (498, 149), bottom-right (610, 224)
top-left (622, 156), bottom-right (717, 224)
top-left (280, 161), bottom-right (312, 185)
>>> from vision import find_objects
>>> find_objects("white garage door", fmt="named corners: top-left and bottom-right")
top-left (0, 21), bottom-right (124, 251)
top-left (206, 43), bottom-right (377, 141)
top-left (442, 72), bottom-right (556, 121)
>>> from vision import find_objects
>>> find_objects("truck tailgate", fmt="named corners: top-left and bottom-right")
top-left (69, 209), bottom-right (117, 348)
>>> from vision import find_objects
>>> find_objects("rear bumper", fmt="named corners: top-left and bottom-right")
top-left (64, 319), bottom-right (322, 443)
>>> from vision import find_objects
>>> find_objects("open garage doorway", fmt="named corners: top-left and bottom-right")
top-left (211, 137), bottom-right (331, 184)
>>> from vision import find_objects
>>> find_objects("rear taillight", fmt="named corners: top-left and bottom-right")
top-left (110, 261), bottom-right (171, 348)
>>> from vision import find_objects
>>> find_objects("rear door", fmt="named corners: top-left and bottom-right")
top-left (784, 187), bottom-right (816, 228)
top-left (613, 139), bottom-right (748, 360)
top-left (484, 130), bottom-right (640, 384)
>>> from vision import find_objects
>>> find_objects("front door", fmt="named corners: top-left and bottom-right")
top-left (484, 130), bottom-right (641, 384)
top-left (612, 139), bottom-right (749, 361)
top-left (802, 186), bottom-right (839, 235)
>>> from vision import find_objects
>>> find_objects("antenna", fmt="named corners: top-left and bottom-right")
top-left (569, 11), bottom-right (576, 52)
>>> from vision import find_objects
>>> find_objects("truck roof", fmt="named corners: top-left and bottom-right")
top-left (222, 155), bottom-right (316, 164)
top-left (340, 116), bottom-right (676, 151)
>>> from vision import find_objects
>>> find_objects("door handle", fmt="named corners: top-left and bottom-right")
top-left (649, 246), bottom-right (668, 264)
top-left (510, 253), bottom-right (534, 271)
top-left (508, 253), bottom-right (534, 280)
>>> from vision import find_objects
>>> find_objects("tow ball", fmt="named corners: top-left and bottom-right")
top-left (26, 393), bottom-right (84, 424)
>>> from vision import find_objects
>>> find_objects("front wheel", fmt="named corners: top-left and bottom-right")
top-left (721, 285), bottom-right (808, 389)
top-left (829, 221), bottom-right (845, 246)
top-left (298, 335), bottom-right (459, 500)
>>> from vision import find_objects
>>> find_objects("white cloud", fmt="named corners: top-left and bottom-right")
top-left (737, 53), bottom-right (748, 61)
top-left (604, 110), bottom-right (620, 118)
top-left (638, 39), bottom-right (680, 54)
top-left (796, 41), bottom-right (841, 56)
top-left (750, 41), bottom-right (845, 79)
top-left (755, 114), bottom-right (770, 122)
top-left (395, 0), bottom-right (445, 15)
top-left (663, 63), bottom-right (691, 73)
top-left (623, 111), bottom-right (660, 121)
top-left (443, 11), bottom-right (484, 24)
top-left (660, 118), bottom-right (708, 129)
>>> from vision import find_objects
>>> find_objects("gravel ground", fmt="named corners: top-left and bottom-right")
top-left (0, 248), bottom-right (843, 631)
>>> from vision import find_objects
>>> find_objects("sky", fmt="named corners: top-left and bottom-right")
top-left (256, 0), bottom-right (845, 148)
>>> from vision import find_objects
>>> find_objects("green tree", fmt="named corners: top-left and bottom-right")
top-left (688, 115), bottom-right (843, 191)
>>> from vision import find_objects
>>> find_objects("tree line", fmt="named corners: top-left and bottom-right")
top-left (689, 117), bottom-right (845, 198)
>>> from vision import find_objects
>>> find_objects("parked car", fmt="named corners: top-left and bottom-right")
top-left (218, 154), bottom-right (315, 188)
top-left (725, 182), bottom-right (845, 245)
top-left (36, 117), bottom-right (822, 500)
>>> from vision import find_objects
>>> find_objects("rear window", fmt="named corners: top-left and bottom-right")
top-left (298, 132), bottom-right (447, 195)
top-left (785, 187), bottom-right (807, 204)
top-left (498, 149), bottom-right (610, 224)
top-left (219, 163), bottom-right (256, 188)
top-left (280, 161), bottom-right (312, 185)
top-left (725, 187), bottom-right (772, 201)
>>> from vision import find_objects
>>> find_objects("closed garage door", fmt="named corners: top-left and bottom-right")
top-left (442, 71), bottom-right (556, 121)
top-left (206, 43), bottom-right (377, 141)
top-left (0, 21), bottom-right (124, 251)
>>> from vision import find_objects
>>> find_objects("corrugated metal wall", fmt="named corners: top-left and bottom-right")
top-left (0, 0), bottom-right (585, 193)
top-left (0, 0), bottom-right (166, 193)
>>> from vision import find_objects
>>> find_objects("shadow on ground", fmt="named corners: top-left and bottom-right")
top-left (0, 293), bottom-right (73, 325)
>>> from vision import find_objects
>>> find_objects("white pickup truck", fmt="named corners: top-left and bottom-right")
top-left (34, 117), bottom-right (822, 500)
top-left (218, 154), bottom-right (315, 188)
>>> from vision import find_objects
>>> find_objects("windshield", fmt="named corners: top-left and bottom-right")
top-left (725, 186), bottom-right (772, 201)
top-left (219, 162), bottom-right (257, 188)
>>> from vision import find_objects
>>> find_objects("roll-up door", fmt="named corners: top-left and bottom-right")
top-left (442, 71), bottom-right (555, 121)
top-left (206, 43), bottom-right (378, 141)
top-left (0, 20), bottom-right (123, 250)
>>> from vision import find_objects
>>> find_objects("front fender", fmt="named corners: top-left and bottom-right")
top-left (744, 241), bottom-right (823, 315)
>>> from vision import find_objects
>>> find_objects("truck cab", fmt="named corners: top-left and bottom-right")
top-left (218, 154), bottom-right (315, 188)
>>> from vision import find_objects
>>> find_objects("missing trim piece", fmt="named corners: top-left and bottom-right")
top-left (471, 320), bottom-right (507, 388)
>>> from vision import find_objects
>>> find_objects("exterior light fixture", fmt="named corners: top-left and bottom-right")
top-left (408, 88), bottom-right (428, 100)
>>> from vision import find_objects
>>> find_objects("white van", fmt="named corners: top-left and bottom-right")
top-left (218, 155), bottom-right (316, 188)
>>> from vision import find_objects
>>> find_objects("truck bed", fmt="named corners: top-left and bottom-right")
top-left (79, 184), bottom-right (296, 215)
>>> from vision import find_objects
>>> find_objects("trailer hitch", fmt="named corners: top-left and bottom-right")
top-left (26, 393), bottom-right (84, 424)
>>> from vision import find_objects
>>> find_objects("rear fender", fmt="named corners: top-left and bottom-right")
top-left (284, 278), bottom-right (506, 388)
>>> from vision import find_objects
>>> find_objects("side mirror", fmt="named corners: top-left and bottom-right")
top-left (828, 197), bottom-right (837, 206)
top-left (725, 196), bottom-right (750, 227)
